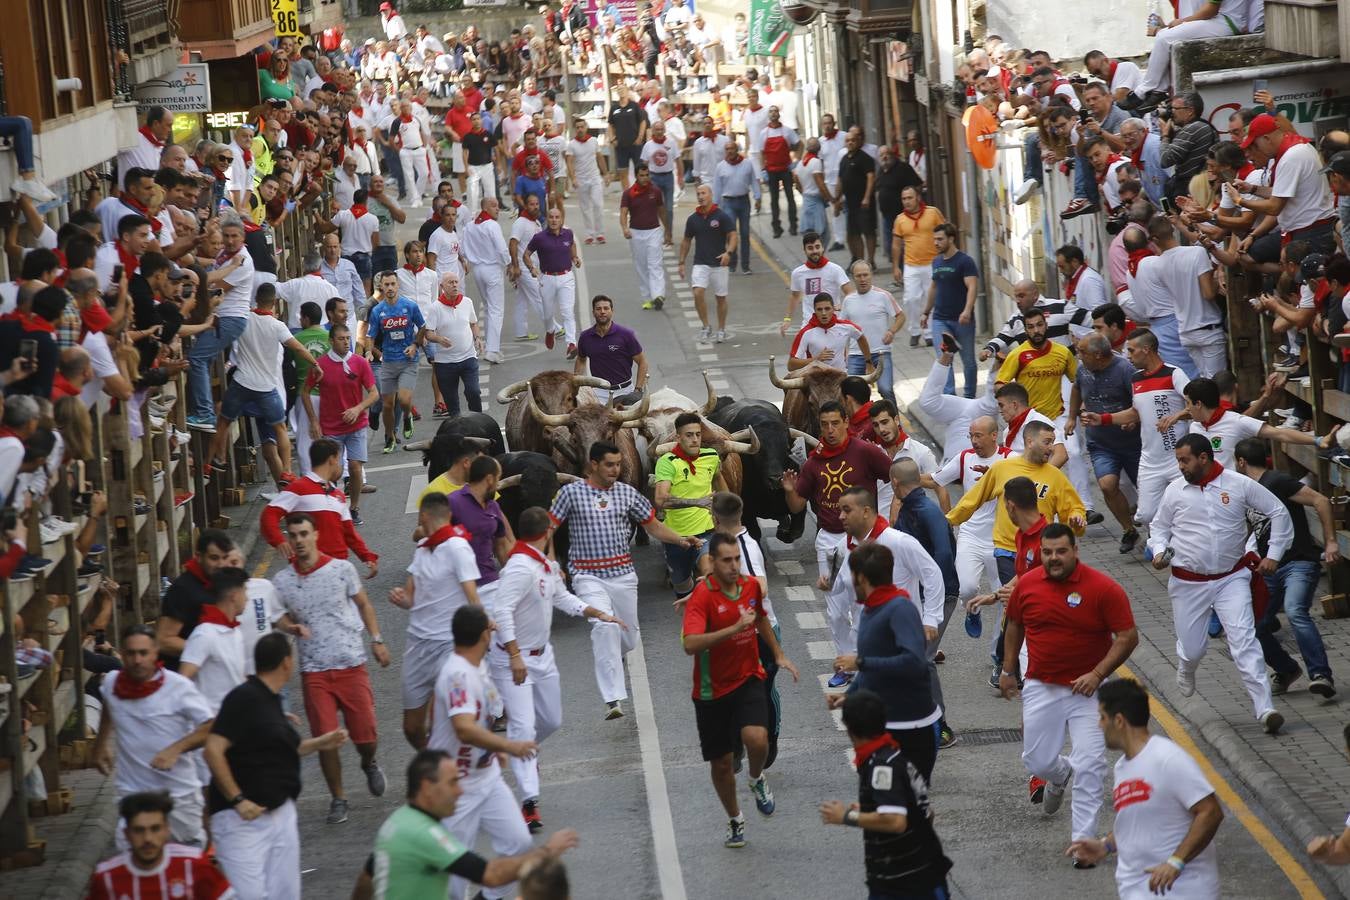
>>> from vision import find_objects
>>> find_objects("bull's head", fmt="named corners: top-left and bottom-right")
top-left (527, 392), bottom-right (651, 473)
top-left (496, 373), bottom-right (612, 411)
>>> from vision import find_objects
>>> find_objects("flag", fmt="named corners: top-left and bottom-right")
top-left (748, 0), bottom-right (792, 58)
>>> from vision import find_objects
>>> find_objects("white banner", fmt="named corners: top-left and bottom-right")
top-left (463, 0), bottom-right (509, 5)
top-left (133, 64), bottom-right (212, 114)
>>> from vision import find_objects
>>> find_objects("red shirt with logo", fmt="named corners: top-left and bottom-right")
top-left (1005, 561), bottom-right (1133, 686)
top-left (1014, 514), bottom-right (1049, 577)
top-left (682, 575), bottom-right (766, 700)
top-left (87, 844), bottom-right (232, 900)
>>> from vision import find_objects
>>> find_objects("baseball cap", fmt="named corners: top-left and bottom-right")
top-left (379, 2), bottom-right (393, 10)
top-left (1321, 150), bottom-right (1350, 176)
top-left (1241, 113), bottom-right (1279, 149)
top-left (167, 268), bottom-right (192, 281)
top-left (1297, 253), bottom-right (1327, 285)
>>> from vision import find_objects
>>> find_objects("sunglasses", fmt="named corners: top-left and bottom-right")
top-left (219, 155), bottom-right (234, 162)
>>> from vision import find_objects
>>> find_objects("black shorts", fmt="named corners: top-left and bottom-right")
top-left (615, 143), bottom-right (642, 170)
top-left (846, 203), bottom-right (878, 236)
top-left (693, 677), bottom-right (768, 761)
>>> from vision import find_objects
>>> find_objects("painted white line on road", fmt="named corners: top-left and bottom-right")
top-left (773, 559), bottom-right (804, 576)
top-left (405, 473), bottom-right (428, 514)
top-left (626, 638), bottom-right (689, 900)
top-left (698, 354), bottom-right (718, 363)
top-left (806, 640), bottom-right (835, 660)
top-left (363, 461), bottom-right (426, 474)
top-left (831, 709), bottom-right (847, 733)
top-left (785, 585), bottom-right (816, 604)
top-left (710, 380), bottom-right (730, 391)
top-left (796, 611), bottom-right (827, 630)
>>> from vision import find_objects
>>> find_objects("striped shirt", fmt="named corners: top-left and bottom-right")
top-left (549, 479), bottom-right (655, 578)
top-left (984, 299), bottom-right (1092, 357)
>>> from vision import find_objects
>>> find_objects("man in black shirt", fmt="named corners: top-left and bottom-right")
top-left (1233, 439), bottom-right (1338, 698)
top-left (834, 130), bottom-right (878, 268)
top-left (206, 632), bottom-right (345, 898)
top-left (155, 529), bottom-right (234, 669)
top-left (607, 83), bottom-right (648, 188)
top-left (819, 690), bottom-right (952, 898)
top-left (874, 146), bottom-right (923, 265)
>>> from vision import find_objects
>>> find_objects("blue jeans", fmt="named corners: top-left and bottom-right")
top-left (1258, 560), bottom-right (1331, 680)
top-left (931, 317), bottom-right (976, 398)
top-left (721, 194), bottom-right (752, 271)
top-left (848, 352), bottom-right (895, 406)
top-left (1146, 315), bottom-right (1197, 380)
top-left (187, 315), bottom-right (248, 419)
top-left (1073, 151), bottom-right (1100, 205)
top-left (1023, 133), bottom-right (1043, 185)
top-left (0, 116), bottom-right (36, 171)
top-left (433, 358), bottom-right (482, 417)
top-left (650, 171), bottom-right (675, 234)
top-left (801, 193), bottom-right (829, 246)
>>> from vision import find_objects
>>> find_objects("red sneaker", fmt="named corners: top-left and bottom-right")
top-left (1029, 776), bottom-right (1047, 804)
top-left (521, 799), bottom-right (542, 832)
top-left (411, 405), bottom-right (422, 422)
top-left (545, 331), bottom-right (555, 350)
top-left (565, 342), bottom-right (577, 360)
top-left (596, 235), bottom-right (606, 244)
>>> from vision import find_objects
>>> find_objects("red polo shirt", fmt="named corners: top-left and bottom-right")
top-left (1014, 515), bottom-right (1049, 577)
top-left (620, 183), bottom-right (664, 231)
top-left (1005, 562), bottom-right (1134, 686)
top-left (444, 107), bottom-right (473, 141)
top-left (682, 574), bottom-right (766, 700)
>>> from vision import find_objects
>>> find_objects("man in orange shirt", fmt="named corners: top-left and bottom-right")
top-left (891, 186), bottom-right (945, 348)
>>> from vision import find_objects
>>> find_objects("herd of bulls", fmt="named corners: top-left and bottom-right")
top-left (411, 361), bottom-right (883, 550)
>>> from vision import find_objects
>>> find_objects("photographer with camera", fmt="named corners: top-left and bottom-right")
top-left (1158, 93), bottom-right (1217, 203)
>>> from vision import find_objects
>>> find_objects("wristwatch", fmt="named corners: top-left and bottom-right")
top-left (229, 793), bottom-right (246, 807)
top-left (370, 634), bottom-right (384, 645)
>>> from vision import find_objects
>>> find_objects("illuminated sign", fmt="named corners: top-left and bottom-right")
top-left (205, 111), bottom-right (253, 130)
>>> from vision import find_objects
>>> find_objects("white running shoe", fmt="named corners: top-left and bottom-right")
top-left (1176, 663), bottom-right (1196, 697)
top-left (1043, 767), bottom-right (1072, 815)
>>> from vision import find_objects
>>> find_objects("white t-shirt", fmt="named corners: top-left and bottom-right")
top-left (424, 297), bottom-right (479, 364)
top-left (661, 116), bottom-right (687, 147)
top-left (798, 156), bottom-right (824, 197)
top-left (397, 116), bottom-right (429, 151)
top-left (1188, 409), bottom-right (1262, 468)
top-left (333, 209), bottom-right (380, 256)
top-left (273, 557), bottom-right (367, 673)
top-left (179, 620), bottom-right (246, 713)
top-left (427, 227), bottom-right (464, 280)
top-left (1113, 736), bottom-right (1220, 900)
top-left (236, 577), bottom-right (284, 675)
top-left (641, 138), bottom-right (679, 174)
top-left (932, 446), bottom-right (1013, 542)
top-left (80, 330), bottom-right (121, 406)
top-left (876, 436), bottom-right (940, 520)
top-left (743, 106), bottom-right (770, 156)
top-left (214, 248), bottom-right (256, 319)
top-left (519, 92), bottom-right (544, 115)
top-left (733, 527), bottom-right (776, 627)
top-left (1132, 364), bottom-right (1191, 469)
top-left (565, 137), bottom-right (603, 181)
top-left (1270, 142), bottom-right (1335, 234)
top-left (430, 653), bottom-right (502, 787)
top-left (406, 534), bottom-right (480, 641)
top-left (789, 319), bottom-right (862, 367)
top-left (502, 114), bottom-right (532, 154)
top-left (1156, 245), bottom-right (1220, 333)
top-left (103, 670), bottom-right (213, 795)
top-left (842, 288), bottom-right (901, 349)
top-left (1106, 60), bottom-right (1143, 95)
top-left (510, 216), bottom-right (542, 264)
top-left (790, 261), bottom-right (852, 322)
top-left (275, 273), bottom-right (338, 330)
top-left (397, 266), bottom-right (439, 320)
top-left (232, 312), bottom-right (294, 392)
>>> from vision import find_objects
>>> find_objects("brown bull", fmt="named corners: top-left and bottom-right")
top-left (526, 391), bottom-right (651, 491)
top-left (769, 355), bottom-right (880, 436)
top-left (496, 370), bottom-right (611, 454)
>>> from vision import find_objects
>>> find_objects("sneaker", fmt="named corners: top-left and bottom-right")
top-left (514, 333), bottom-right (539, 342)
top-left (964, 610), bottom-right (982, 638)
top-left (1207, 611), bottom-right (1223, 638)
top-left (410, 405), bottom-right (422, 422)
top-left (724, 817), bottom-right (747, 849)
top-left (545, 330), bottom-right (556, 349)
top-left (12, 176), bottom-right (57, 203)
top-left (364, 763), bottom-right (387, 796)
top-left (522, 799), bottom-right (542, 832)
top-left (186, 415), bottom-right (216, 433)
top-left (740, 267), bottom-right (753, 275)
top-left (597, 235), bottom-right (607, 244)
top-left (1309, 675), bottom-right (1336, 698)
top-left (827, 670), bottom-right (854, 689)
top-left (652, 295), bottom-right (665, 310)
top-left (937, 721), bottom-right (958, 749)
top-left (258, 489), bottom-right (279, 502)
top-left (698, 326), bottom-right (712, 343)
top-left (909, 334), bottom-right (920, 348)
top-left (362, 484), bottom-right (378, 494)
top-left (828, 242), bottom-right (845, 252)
top-left (1085, 510), bottom-right (1105, 526)
top-left (716, 330), bottom-right (729, 343)
top-left (326, 797), bottom-right (349, 824)
top-left (384, 439), bottom-right (396, 455)
top-left (350, 510), bottom-right (364, 526)
top-left (1028, 776), bottom-right (1047, 804)
top-left (989, 665), bottom-right (1002, 690)
top-left (1176, 663), bottom-right (1196, 697)
top-left (1071, 858), bottom-right (1097, 870)
top-left (370, 413), bottom-right (380, 432)
top-left (433, 402), bottom-right (449, 418)
top-left (565, 343), bottom-right (578, 360)
top-left (585, 236), bottom-right (594, 245)
top-left (749, 775), bottom-right (775, 816)
top-left (1119, 529), bottom-right (1140, 554)
top-left (1271, 669), bottom-right (1302, 695)
top-left (1013, 178), bottom-right (1040, 205)
top-left (1261, 710), bottom-right (1284, 735)
top-left (1060, 198), bottom-right (1099, 220)
top-left (642, 300), bottom-right (655, 310)
top-left (402, 416), bottom-right (414, 441)
top-left (605, 700), bottom-right (624, 720)
top-left (1043, 767), bottom-right (1072, 815)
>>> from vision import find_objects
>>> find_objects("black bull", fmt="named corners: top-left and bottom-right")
top-left (706, 397), bottom-right (807, 543)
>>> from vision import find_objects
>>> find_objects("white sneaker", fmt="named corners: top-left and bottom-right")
top-left (716, 330), bottom-right (729, 343)
top-left (1261, 710), bottom-right (1284, 735)
top-left (43, 517), bottom-right (79, 535)
top-left (12, 177), bottom-right (57, 203)
top-left (39, 522), bottom-right (64, 544)
top-left (1043, 767), bottom-right (1072, 815)
top-left (1013, 178), bottom-right (1039, 205)
top-left (1176, 663), bottom-right (1196, 697)
top-left (698, 326), bottom-right (712, 343)
top-left (258, 489), bottom-right (279, 501)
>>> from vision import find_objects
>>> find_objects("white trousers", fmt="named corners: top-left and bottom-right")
top-left (826, 180), bottom-right (845, 244)
top-left (400, 147), bottom-right (430, 205)
top-left (473, 264), bottom-right (506, 354)
top-left (902, 267), bottom-right (932, 336)
top-left (814, 527), bottom-right (849, 581)
top-left (575, 176), bottom-right (604, 238)
top-left (1139, 18), bottom-right (1238, 94)
top-left (1180, 328), bottom-right (1229, 379)
top-left (211, 800), bottom-right (301, 900)
top-left (1169, 569), bottom-right (1275, 719)
top-left (630, 227), bottom-right (666, 302)
top-left (467, 163), bottom-right (496, 217)
top-left (1020, 679), bottom-right (1107, 841)
top-left (442, 774), bottom-right (534, 900)
top-left (955, 531), bottom-right (1001, 601)
top-left (825, 577), bottom-right (858, 657)
top-left (572, 571), bottom-right (640, 703)
top-left (291, 395), bottom-right (319, 476)
top-left (489, 645), bottom-right (563, 801)
top-left (513, 270), bottom-right (548, 336)
top-left (1055, 409), bottom-right (1097, 511)
top-left (1134, 463), bottom-right (1180, 526)
top-left (539, 271), bottom-right (578, 344)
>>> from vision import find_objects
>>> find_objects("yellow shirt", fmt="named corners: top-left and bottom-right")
top-left (419, 474), bottom-right (463, 505)
top-left (892, 206), bottom-right (945, 267)
top-left (708, 99), bottom-right (731, 133)
top-left (996, 341), bottom-right (1077, 419)
top-left (946, 455), bottom-right (1085, 551)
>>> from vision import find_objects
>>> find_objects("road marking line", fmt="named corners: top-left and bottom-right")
top-left (1119, 664), bottom-right (1325, 899)
top-left (750, 232), bottom-right (792, 288)
top-left (806, 640), bottom-right (835, 660)
top-left (406, 473), bottom-right (428, 514)
top-left (710, 380), bottom-right (730, 391)
top-left (363, 461), bottom-right (426, 474)
top-left (627, 637), bottom-right (689, 900)
top-left (796, 611), bottom-right (827, 630)
top-left (773, 559), bottom-right (804, 576)
top-left (831, 709), bottom-right (847, 732)
top-left (698, 353), bottom-right (718, 362)
top-left (251, 546), bottom-right (275, 579)
top-left (785, 586), bottom-right (816, 604)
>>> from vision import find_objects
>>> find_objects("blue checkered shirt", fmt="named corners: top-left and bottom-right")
top-left (549, 479), bottom-right (654, 578)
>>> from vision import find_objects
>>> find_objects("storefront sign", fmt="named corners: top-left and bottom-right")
top-left (205, 111), bottom-right (253, 130)
top-left (748, 0), bottom-right (791, 57)
top-left (271, 0), bottom-right (301, 38)
top-left (133, 64), bottom-right (212, 114)
top-left (1197, 64), bottom-right (1350, 139)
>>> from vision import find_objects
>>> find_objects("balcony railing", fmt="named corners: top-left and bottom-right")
top-left (0, 0), bottom-right (116, 129)
top-left (177, 0), bottom-right (275, 58)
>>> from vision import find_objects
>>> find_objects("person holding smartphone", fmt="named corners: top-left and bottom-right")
top-left (0, 285), bottom-right (65, 399)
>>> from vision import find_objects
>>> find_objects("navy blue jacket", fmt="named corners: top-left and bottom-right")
top-left (849, 591), bottom-right (938, 728)
top-left (894, 489), bottom-right (959, 598)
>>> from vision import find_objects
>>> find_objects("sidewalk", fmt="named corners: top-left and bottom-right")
top-left (744, 205), bottom-right (1350, 899)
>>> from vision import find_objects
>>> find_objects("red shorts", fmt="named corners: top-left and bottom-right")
top-left (301, 665), bottom-right (377, 744)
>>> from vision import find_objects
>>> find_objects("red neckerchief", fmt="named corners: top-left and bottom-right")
top-left (1063, 264), bottom-right (1088, 300)
top-left (911, 148), bottom-right (924, 163)
top-left (727, 151), bottom-right (743, 165)
top-left (121, 195), bottom-right (163, 236)
top-left (858, 584), bottom-right (909, 611)
top-left (0, 426), bottom-right (18, 440)
top-left (802, 152), bottom-right (817, 166)
top-left (695, 203), bottom-right (721, 219)
top-left (849, 402), bottom-right (872, 433)
top-left (1199, 402), bottom-right (1235, 428)
top-left (199, 604), bottom-right (239, 629)
top-left (902, 202), bottom-right (928, 222)
top-left (1001, 408), bottom-right (1031, 450)
top-left (748, 104), bottom-right (762, 112)
top-left (17, 311), bottom-right (54, 334)
top-left (629, 181), bottom-right (653, 200)
top-left (1129, 138), bottom-right (1145, 172)
top-left (184, 558), bottom-right (213, 588)
top-left (349, 203), bottom-right (369, 219)
top-left (807, 315), bottom-right (839, 332)
top-left (1093, 154), bottom-right (1122, 186)
top-left (1237, 163), bottom-right (1255, 180)
top-left (509, 540), bottom-right (549, 564)
top-left (51, 373), bottom-right (80, 399)
top-left (574, 132), bottom-right (590, 142)
top-left (117, 242), bottom-right (142, 276)
top-left (240, 144), bottom-right (253, 167)
top-left (804, 255), bottom-right (830, 270)
top-left (672, 444), bottom-right (701, 473)
top-left (1268, 131), bottom-right (1311, 186)
top-left (214, 167), bottom-right (228, 183)
top-left (423, 523), bottom-right (472, 550)
top-left (823, 128), bottom-right (838, 140)
top-left (1107, 59), bottom-right (1118, 83)
top-left (1126, 248), bottom-right (1154, 277)
top-left (251, 307), bottom-right (276, 318)
top-left (474, 211), bottom-right (493, 224)
top-left (880, 422), bottom-right (910, 454)
top-left (400, 113), bottom-right (414, 123)
top-left (139, 125), bottom-right (165, 148)
top-left (291, 553), bottom-right (335, 576)
top-left (112, 664), bottom-right (166, 700)
top-left (852, 731), bottom-right (900, 767)
top-left (702, 129), bottom-right (718, 140)
top-left (438, 292), bottom-right (465, 308)
top-left (351, 104), bottom-right (364, 118)
top-left (1193, 461), bottom-right (1224, 487)
top-left (403, 263), bottom-right (425, 274)
top-left (812, 433), bottom-right (851, 459)
top-left (847, 514), bottom-right (890, 550)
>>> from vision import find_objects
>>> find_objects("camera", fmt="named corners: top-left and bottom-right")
top-left (1156, 102), bottom-right (1172, 122)
top-left (1105, 212), bottom-right (1128, 235)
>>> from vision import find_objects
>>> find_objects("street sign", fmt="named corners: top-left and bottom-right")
top-left (132, 64), bottom-right (212, 114)
top-left (271, 0), bottom-right (301, 37)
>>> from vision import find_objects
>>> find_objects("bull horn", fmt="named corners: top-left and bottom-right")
top-left (652, 440), bottom-right (677, 457)
top-left (862, 363), bottom-right (884, 385)
top-left (403, 439), bottom-right (432, 452)
top-left (721, 439), bottom-right (753, 454)
top-left (555, 472), bottom-right (581, 484)
top-left (768, 356), bottom-right (806, 391)
top-left (497, 474), bottom-right (523, 490)
top-left (463, 436), bottom-right (494, 450)
top-left (527, 390), bottom-right (572, 427)
top-left (609, 392), bottom-right (650, 424)
top-left (699, 370), bottom-right (718, 414)
top-left (789, 428), bottom-right (820, 450)
top-left (571, 375), bottom-right (612, 390)
top-left (742, 425), bottom-right (761, 456)
top-left (550, 429), bottom-right (581, 465)
top-left (495, 379), bottom-right (531, 405)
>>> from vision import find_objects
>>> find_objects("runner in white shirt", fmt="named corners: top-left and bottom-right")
top-left (431, 605), bottom-right (536, 900)
top-left (743, 92), bottom-right (770, 185)
top-left (789, 294), bottom-right (865, 372)
top-left (1113, 331), bottom-right (1189, 524)
top-left (931, 416), bottom-right (1011, 609)
top-left (396, 241), bottom-right (439, 318)
top-left (228, 544), bottom-right (284, 676)
top-left (842, 261), bottom-right (903, 399)
top-left (691, 118), bottom-right (729, 185)
top-left (564, 119), bottom-right (607, 244)
top-left (869, 401), bottom-right (944, 519)
top-left (178, 570), bottom-right (250, 712)
top-left (392, 493), bottom-right (481, 749)
top-left (782, 235), bottom-right (855, 334)
top-left (1181, 376), bottom-right (1329, 468)
top-left (329, 199), bottom-right (381, 258)
top-left (1069, 679), bottom-right (1223, 897)
top-left (426, 206), bottom-right (468, 281)
top-left (508, 197), bottom-right (550, 339)
top-left (769, 76), bottom-right (800, 130)
top-left (393, 100), bottom-right (433, 207)
top-left (461, 199), bottom-right (511, 363)
top-left (275, 257), bottom-right (338, 330)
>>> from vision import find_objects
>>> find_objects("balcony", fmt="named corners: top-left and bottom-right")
top-left (1265, 0), bottom-right (1341, 58)
top-left (110, 0), bottom-right (182, 87)
top-left (299, 0), bottom-right (344, 33)
top-left (178, 0), bottom-right (275, 61)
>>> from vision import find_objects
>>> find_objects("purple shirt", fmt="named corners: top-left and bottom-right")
top-left (526, 227), bottom-right (575, 274)
top-left (449, 486), bottom-right (507, 584)
top-left (577, 323), bottom-right (643, 388)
